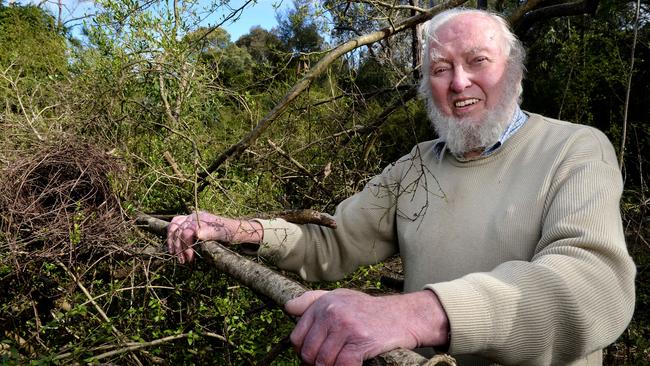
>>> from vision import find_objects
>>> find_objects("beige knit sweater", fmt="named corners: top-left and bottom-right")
top-left (256, 113), bottom-right (636, 365)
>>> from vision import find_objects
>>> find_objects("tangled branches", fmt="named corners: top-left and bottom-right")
top-left (0, 142), bottom-right (128, 269)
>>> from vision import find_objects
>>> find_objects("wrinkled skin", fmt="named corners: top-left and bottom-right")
top-left (285, 289), bottom-right (449, 366)
top-left (167, 212), bottom-right (262, 263)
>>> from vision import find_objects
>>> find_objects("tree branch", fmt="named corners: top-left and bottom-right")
top-left (135, 214), bottom-right (455, 365)
top-left (267, 138), bottom-right (332, 196)
top-left (511, 0), bottom-right (599, 36)
top-left (196, 0), bottom-right (468, 192)
top-left (57, 260), bottom-right (144, 366)
top-left (355, 0), bottom-right (430, 13)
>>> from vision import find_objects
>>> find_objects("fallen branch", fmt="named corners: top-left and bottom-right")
top-left (136, 213), bottom-right (455, 365)
top-left (88, 332), bottom-right (225, 362)
top-left (255, 209), bottom-right (338, 229)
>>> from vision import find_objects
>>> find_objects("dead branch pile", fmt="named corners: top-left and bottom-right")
top-left (0, 141), bottom-right (127, 269)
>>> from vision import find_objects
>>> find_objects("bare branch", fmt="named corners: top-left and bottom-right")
top-left (0, 67), bottom-right (45, 141)
top-left (507, 0), bottom-right (548, 27)
top-left (163, 151), bottom-right (187, 181)
top-left (355, 0), bottom-right (430, 13)
top-left (619, 0), bottom-right (641, 168)
top-left (253, 209), bottom-right (338, 229)
top-left (267, 139), bottom-right (332, 196)
top-left (57, 260), bottom-right (144, 366)
top-left (197, 0), bottom-right (467, 191)
top-left (89, 332), bottom-right (225, 362)
top-left (511, 0), bottom-right (599, 36)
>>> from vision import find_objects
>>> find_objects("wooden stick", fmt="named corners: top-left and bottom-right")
top-left (135, 213), bottom-right (455, 365)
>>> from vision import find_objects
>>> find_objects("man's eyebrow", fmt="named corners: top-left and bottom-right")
top-left (429, 51), bottom-right (450, 63)
top-left (429, 46), bottom-right (493, 63)
top-left (465, 47), bottom-right (489, 55)
top-left (430, 57), bottom-right (451, 64)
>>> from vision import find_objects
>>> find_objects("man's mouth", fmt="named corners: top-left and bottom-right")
top-left (454, 98), bottom-right (480, 108)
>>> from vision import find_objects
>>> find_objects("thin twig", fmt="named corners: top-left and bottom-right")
top-left (88, 332), bottom-right (225, 361)
top-left (78, 285), bottom-right (176, 307)
top-left (0, 68), bottom-right (45, 141)
top-left (618, 0), bottom-right (641, 169)
top-left (267, 139), bottom-right (331, 195)
top-left (163, 151), bottom-right (187, 181)
top-left (57, 261), bottom-right (144, 366)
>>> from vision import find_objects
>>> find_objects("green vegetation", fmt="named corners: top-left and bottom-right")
top-left (0, 0), bottom-right (648, 364)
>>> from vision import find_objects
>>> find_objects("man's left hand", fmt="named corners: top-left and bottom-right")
top-left (285, 288), bottom-right (449, 366)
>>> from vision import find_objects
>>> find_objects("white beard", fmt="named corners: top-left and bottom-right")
top-left (426, 73), bottom-right (521, 157)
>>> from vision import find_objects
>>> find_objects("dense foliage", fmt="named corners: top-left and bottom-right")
top-left (0, 0), bottom-right (648, 364)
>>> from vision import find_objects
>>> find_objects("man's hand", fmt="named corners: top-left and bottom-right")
top-left (285, 288), bottom-right (450, 366)
top-left (166, 212), bottom-right (262, 264)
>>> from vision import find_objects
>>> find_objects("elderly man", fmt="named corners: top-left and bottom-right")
top-left (167, 8), bottom-right (636, 365)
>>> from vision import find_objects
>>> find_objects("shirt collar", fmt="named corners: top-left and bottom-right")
top-left (432, 106), bottom-right (528, 160)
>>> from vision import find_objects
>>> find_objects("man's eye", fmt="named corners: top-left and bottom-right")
top-left (433, 67), bottom-right (448, 75)
top-left (474, 56), bottom-right (488, 63)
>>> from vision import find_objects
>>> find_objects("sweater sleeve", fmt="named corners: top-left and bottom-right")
top-left (426, 129), bottom-right (636, 364)
top-left (254, 154), bottom-right (413, 282)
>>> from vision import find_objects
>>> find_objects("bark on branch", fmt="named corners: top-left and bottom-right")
top-left (135, 213), bottom-right (455, 365)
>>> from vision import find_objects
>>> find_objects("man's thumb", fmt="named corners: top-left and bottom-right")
top-left (285, 290), bottom-right (329, 316)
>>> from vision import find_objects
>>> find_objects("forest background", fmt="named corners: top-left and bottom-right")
top-left (0, 0), bottom-right (648, 364)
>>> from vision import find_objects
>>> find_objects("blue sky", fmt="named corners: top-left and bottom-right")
top-left (15, 0), bottom-right (290, 41)
top-left (217, 1), bottom-right (289, 40)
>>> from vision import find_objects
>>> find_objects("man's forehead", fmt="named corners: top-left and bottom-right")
top-left (432, 44), bottom-right (492, 54)
top-left (436, 12), bottom-right (498, 32)
top-left (432, 14), bottom-right (500, 44)
top-left (429, 17), bottom-right (503, 59)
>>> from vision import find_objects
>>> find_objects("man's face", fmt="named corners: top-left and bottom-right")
top-left (427, 14), bottom-right (509, 124)
top-left (424, 13), bottom-right (522, 157)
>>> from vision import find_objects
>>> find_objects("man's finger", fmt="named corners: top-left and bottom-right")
top-left (285, 290), bottom-right (329, 316)
top-left (335, 343), bottom-right (364, 366)
top-left (286, 290), bottom-right (329, 353)
top-left (314, 329), bottom-right (347, 366)
top-left (166, 223), bottom-right (177, 254)
top-left (183, 246), bottom-right (194, 263)
top-left (296, 319), bottom-right (329, 364)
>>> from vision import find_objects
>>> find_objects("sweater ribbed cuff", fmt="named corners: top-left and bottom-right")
top-left (425, 279), bottom-right (493, 355)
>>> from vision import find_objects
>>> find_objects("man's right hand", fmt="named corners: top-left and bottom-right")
top-left (166, 212), bottom-right (263, 264)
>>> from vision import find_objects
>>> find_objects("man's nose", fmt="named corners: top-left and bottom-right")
top-left (450, 66), bottom-right (472, 93)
